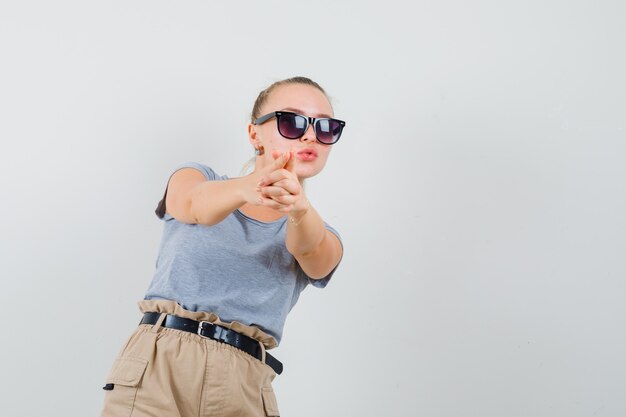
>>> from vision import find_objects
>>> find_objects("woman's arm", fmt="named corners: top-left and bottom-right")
top-left (285, 202), bottom-right (343, 279)
top-left (257, 153), bottom-right (343, 279)
top-left (165, 155), bottom-right (291, 225)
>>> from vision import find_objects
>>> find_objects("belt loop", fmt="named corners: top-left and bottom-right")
top-left (258, 340), bottom-right (266, 364)
top-left (150, 313), bottom-right (167, 333)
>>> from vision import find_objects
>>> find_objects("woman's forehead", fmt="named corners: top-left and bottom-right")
top-left (265, 84), bottom-right (333, 116)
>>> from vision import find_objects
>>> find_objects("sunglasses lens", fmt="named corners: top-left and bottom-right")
top-left (277, 113), bottom-right (307, 139)
top-left (315, 119), bottom-right (343, 144)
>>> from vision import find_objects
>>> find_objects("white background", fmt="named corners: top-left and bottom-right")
top-left (1, 1), bottom-right (625, 416)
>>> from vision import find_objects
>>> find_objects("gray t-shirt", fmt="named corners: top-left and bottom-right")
top-left (144, 162), bottom-right (341, 345)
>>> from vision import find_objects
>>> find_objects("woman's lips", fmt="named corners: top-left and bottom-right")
top-left (296, 148), bottom-right (318, 161)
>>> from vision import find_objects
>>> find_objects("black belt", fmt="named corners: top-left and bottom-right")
top-left (140, 312), bottom-right (283, 375)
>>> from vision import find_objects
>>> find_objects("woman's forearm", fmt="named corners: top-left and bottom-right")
top-left (188, 177), bottom-right (251, 226)
top-left (285, 202), bottom-right (342, 279)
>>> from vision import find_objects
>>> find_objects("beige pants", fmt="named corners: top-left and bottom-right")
top-left (99, 300), bottom-right (280, 417)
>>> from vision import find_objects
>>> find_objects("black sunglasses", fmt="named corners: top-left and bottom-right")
top-left (253, 111), bottom-right (346, 145)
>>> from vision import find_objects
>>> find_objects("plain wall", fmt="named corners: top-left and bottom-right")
top-left (1, 1), bottom-right (625, 416)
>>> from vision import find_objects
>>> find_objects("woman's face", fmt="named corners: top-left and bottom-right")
top-left (249, 83), bottom-right (335, 180)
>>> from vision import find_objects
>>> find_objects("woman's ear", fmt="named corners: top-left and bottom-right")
top-left (248, 123), bottom-right (266, 152)
top-left (248, 123), bottom-right (259, 145)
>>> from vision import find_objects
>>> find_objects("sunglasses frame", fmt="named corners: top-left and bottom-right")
top-left (252, 111), bottom-right (346, 145)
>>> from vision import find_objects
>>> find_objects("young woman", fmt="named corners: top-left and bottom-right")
top-left (99, 76), bottom-right (345, 417)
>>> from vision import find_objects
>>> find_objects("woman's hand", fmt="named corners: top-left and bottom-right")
top-left (256, 151), bottom-right (307, 213)
top-left (240, 152), bottom-right (288, 207)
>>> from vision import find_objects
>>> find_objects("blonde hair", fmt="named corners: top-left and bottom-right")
top-left (250, 76), bottom-right (329, 122)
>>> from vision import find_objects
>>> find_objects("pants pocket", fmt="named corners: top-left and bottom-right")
top-left (261, 387), bottom-right (280, 417)
top-left (100, 356), bottom-right (149, 417)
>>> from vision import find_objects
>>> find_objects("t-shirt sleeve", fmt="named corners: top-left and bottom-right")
top-left (155, 162), bottom-right (221, 221)
top-left (303, 222), bottom-right (343, 289)
top-left (172, 162), bottom-right (219, 181)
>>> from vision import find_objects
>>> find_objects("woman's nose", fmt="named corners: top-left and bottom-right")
top-left (300, 123), bottom-right (316, 143)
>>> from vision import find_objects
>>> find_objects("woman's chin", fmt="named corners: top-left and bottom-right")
top-left (297, 166), bottom-right (323, 181)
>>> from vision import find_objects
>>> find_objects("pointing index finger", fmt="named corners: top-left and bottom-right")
top-left (284, 149), bottom-right (296, 173)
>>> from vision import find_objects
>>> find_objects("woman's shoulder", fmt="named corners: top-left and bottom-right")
top-left (154, 162), bottom-right (226, 220)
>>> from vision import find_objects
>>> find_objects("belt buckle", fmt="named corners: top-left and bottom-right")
top-left (197, 320), bottom-right (211, 338)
